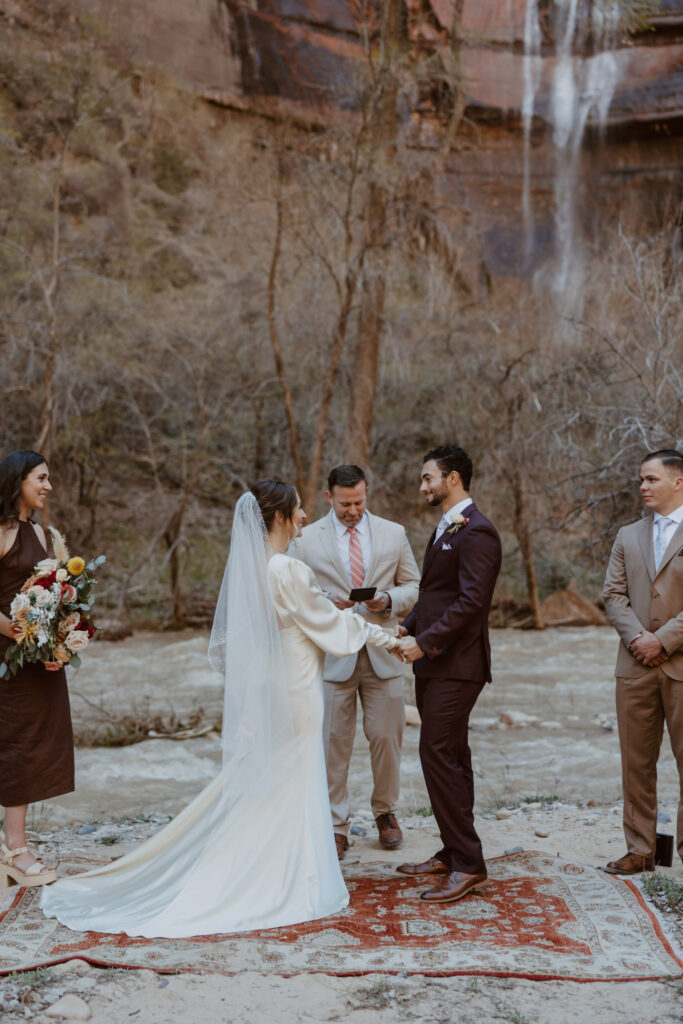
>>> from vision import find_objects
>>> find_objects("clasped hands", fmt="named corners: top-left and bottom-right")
top-left (327, 592), bottom-right (423, 662)
top-left (388, 626), bottom-right (424, 664)
top-left (630, 630), bottom-right (668, 667)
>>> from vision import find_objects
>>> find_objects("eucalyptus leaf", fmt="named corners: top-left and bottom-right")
top-left (0, 663), bottom-right (6, 678)
top-left (69, 654), bottom-right (82, 669)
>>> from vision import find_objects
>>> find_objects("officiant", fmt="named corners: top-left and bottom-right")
top-left (290, 464), bottom-right (420, 857)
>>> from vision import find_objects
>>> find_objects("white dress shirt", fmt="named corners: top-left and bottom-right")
top-left (331, 510), bottom-right (372, 584)
top-left (434, 497), bottom-right (473, 543)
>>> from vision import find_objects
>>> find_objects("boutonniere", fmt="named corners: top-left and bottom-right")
top-left (446, 513), bottom-right (468, 536)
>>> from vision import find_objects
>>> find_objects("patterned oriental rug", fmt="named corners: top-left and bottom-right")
top-left (1, 852), bottom-right (681, 981)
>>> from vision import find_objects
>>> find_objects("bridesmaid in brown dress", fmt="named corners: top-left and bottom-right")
top-left (0, 450), bottom-right (74, 888)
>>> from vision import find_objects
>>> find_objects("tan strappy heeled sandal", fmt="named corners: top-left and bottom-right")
top-left (0, 840), bottom-right (57, 888)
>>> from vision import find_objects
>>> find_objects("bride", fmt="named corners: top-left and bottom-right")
top-left (40, 479), bottom-right (401, 937)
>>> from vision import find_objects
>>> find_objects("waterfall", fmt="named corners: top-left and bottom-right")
top-left (522, 1), bottom-right (623, 295)
top-left (522, 0), bottom-right (543, 264)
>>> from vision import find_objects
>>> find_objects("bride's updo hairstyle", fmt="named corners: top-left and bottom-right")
top-left (250, 479), bottom-right (298, 531)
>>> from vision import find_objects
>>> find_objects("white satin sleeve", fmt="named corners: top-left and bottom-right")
top-left (269, 556), bottom-right (396, 658)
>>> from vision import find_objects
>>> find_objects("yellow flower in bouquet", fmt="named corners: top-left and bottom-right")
top-left (14, 620), bottom-right (39, 646)
top-left (1, 525), bottom-right (107, 680)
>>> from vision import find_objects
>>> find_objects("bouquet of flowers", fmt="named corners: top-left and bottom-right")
top-left (0, 527), bottom-right (105, 678)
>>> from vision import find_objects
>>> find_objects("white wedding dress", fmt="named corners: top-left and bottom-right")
top-left (40, 552), bottom-right (395, 938)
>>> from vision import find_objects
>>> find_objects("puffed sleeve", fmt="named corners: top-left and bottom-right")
top-left (272, 557), bottom-right (396, 658)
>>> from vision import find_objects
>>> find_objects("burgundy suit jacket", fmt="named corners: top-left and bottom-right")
top-left (402, 503), bottom-right (502, 682)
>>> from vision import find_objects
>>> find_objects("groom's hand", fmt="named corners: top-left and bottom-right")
top-left (401, 638), bottom-right (425, 663)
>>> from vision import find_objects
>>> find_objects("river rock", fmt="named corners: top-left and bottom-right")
top-left (45, 994), bottom-right (91, 1020)
top-left (540, 588), bottom-right (608, 628)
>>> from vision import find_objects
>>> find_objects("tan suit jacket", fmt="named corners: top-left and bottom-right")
top-left (602, 514), bottom-right (683, 679)
top-left (289, 511), bottom-right (420, 681)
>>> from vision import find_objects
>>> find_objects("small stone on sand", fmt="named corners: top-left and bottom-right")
top-left (45, 994), bottom-right (91, 1020)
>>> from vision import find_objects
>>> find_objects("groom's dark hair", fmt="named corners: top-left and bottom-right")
top-left (327, 464), bottom-right (367, 491)
top-left (424, 446), bottom-right (473, 490)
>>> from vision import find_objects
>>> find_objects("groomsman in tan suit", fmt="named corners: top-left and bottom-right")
top-left (602, 449), bottom-right (683, 874)
top-left (290, 465), bottom-right (420, 858)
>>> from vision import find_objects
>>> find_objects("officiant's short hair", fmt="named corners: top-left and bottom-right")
top-left (424, 446), bottom-right (473, 490)
top-left (327, 465), bottom-right (367, 491)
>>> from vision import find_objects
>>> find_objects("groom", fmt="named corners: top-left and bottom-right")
top-left (398, 445), bottom-right (502, 903)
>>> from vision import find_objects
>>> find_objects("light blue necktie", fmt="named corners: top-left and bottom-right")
top-left (654, 517), bottom-right (672, 571)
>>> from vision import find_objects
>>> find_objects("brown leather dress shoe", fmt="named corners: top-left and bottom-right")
top-left (604, 851), bottom-right (655, 875)
top-left (334, 833), bottom-right (349, 860)
top-left (420, 871), bottom-right (489, 903)
top-left (375, 812), bottom-right (403, 850)
top-left (396, 857), bottom-right (450, 876)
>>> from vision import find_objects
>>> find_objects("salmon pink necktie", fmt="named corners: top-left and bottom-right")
top-left (348, 527), bottom-right (365, 589)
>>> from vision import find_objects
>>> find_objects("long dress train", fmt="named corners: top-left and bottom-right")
top-left (40, 554), bottom-right (395, 937)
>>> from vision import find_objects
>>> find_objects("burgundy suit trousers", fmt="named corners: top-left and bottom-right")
top-left (416, 676), bottom-right (486, 875)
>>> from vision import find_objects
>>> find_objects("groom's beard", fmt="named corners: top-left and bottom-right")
top-left (424, 483), bottom-right (449, 507)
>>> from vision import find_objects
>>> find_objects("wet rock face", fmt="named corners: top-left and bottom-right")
top-left (66, 1), bottom-right (683, 129)
top-left (224, 0), bottom-right (683, 127)
top-left (63, 0), bottom-right (683, 279)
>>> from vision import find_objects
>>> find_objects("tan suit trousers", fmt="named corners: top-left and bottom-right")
top-left (322, 647), bottom-right (404, 835)
top-left (616, 666), bottom-right (683, 859)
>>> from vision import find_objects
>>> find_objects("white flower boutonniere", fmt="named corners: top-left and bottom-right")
top-left (446, 513), bottom-right (469, 536)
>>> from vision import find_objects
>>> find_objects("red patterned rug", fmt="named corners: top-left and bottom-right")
top-left (1, 852), bottom-right (681, 980)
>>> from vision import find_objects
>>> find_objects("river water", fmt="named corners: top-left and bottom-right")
top-left (35, 627), bottom-right (679, 828)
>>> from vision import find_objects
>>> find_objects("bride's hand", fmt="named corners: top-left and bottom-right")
top-left (387, 640), bottom-right (406, 662)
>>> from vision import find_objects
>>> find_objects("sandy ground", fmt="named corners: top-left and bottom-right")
top-left (2, 627), bottom-right (683, 1022)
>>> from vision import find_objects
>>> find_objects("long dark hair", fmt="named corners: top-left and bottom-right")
top-left (250, 478), bottom-right (298, 531)
top-left (0, 450), bottom-right (47, 526)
